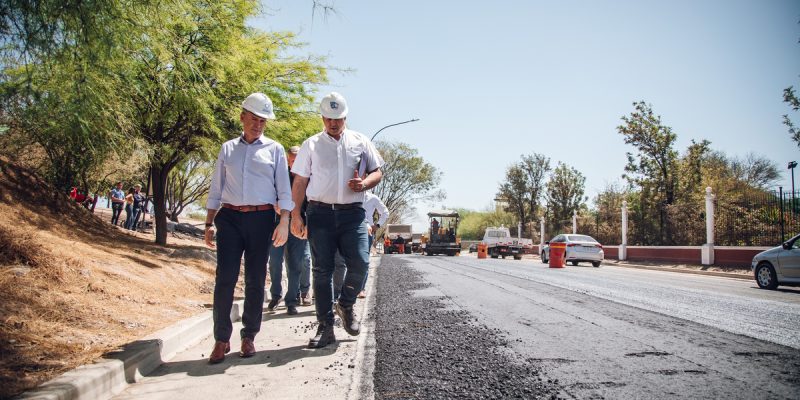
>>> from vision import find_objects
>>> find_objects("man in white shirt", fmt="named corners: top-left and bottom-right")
top-left (290, 92), bottom-right (384, 348)
top-left (203, 92), bottom-right (294, 363)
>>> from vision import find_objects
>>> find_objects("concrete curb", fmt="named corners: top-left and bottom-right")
top-left (17, 302), bottom-right (244, 400)
top-left (608, 261), bottom-right (752, 280)
top-left (347, 255), bottom-right (381, 400)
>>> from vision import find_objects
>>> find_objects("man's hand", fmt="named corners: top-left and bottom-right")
top-left (272, 219), bottom-right (289, 247)
top-left (204, 227), bottom-right (216, 249)
top-left (348, 169), bottom-right (365, 192)
top-left (291, 214), bottom-right (307, 239)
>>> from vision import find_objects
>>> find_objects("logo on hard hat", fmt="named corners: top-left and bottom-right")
top-left (263, 104), bottom-right (272, 113)
top-left (330, 101), bottom-right (339, 110)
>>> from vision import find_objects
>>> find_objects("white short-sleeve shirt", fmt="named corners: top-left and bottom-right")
top-left (292, 129), bottom-right (384, 205)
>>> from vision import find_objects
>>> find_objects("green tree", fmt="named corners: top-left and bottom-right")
top-left (545, 162), bottom-right (586, 232)
top-left (784, 86), bottom-right (800, 148)
top-left (520, 153), bottom-right (551, 221)
top-left (1, 1), bottom-right (329, 245)
top-left (496, 153), bottom-right (551, 236)
top-left (165, 156), bottom-right (213, 223)
top-left (0, 0), bottom-right (135, 192)
top-left (372, 141), bottom-right (444, 224)
top-left (497, 164), bottom-right (528, 235)
top-left (456, 206), bottom-right (516, 240)
top-left (618, 101), bottom-right (679, 243)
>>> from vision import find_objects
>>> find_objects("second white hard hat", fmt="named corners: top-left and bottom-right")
top-left (319, 92), bottom-right (348, 119)
top-left (241, 92), bottom-right (276, 119)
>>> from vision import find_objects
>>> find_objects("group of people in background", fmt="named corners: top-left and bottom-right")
top-left (203, 91), bottom-right (387, 363)
top-left (108, 182), bottom-right (145, 230)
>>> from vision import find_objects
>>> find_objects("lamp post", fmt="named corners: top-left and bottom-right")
top-left (789, 161), bottom-right (797, 215)
top-left (370, 118), bottom-right (420, 141)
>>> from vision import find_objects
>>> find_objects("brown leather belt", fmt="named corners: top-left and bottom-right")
top-left (308, 200), bottom-right (363, 210)
top-left (221, 203), bottom-right (274, 212)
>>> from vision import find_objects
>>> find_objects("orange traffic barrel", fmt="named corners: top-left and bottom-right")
top-left (477, 243), bottom-right (488, 259)
top-left (548, 243), bottom-right (566, 268)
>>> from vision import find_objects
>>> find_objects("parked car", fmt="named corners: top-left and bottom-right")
top-left (468, 243), bottom-right (478, 253)
top-left (540, 234), bottom-right (604, 267)
top-left (752, 233), bottom-right (800, 289)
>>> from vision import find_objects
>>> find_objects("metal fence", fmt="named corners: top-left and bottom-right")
top-left (716, 189), bottom-right (800, 246)
top-left (534, 189), bottom-right (800, 247)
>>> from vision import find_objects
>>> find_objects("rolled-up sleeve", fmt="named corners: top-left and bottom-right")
top-left (274, 146), bottom-right (295, 212)
top-left (206, 148), bottom-right (225, 210)
top-left (291, 140), bottom-right (312, 178)
top-left (375, 198), bottom-right (389, 226)
top-left (364, 139), bottom-right (384, 173)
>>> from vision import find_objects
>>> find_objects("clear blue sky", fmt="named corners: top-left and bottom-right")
top-left (252, 0), bottom-right (800, 220)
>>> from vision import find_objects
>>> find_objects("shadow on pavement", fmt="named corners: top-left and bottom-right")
top-left (145, 343), bottom-right (343, 378)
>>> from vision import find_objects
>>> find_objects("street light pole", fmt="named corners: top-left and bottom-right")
top-left (370, 118), bottom-right (420, 141)
top-left (789, 161), bottom-right (797, 215)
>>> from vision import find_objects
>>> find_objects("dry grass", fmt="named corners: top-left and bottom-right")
top-left (0, 158), bottom-right (222, 399)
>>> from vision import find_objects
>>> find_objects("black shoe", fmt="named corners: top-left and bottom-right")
top-left (334, 302), bottom-right (360, 336)
top-left (287, 305), bottom-right (298, 315)
top-left (308, 321), bottom-right (336, 348)
top-left (267, 296), bottom-right (282, 312)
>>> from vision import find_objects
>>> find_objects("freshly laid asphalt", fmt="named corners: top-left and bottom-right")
top-left (19, 253), bottom-right (799, 400)
top-left (372, 256), bottom-right (560, 399)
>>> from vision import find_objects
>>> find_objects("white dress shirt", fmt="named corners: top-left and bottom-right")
top-left (363, 192), bottom-right (389, 226)
top-left (292, 129), bottom-right (384, 205)
top-left (206, 135), bottom-right (294, 212)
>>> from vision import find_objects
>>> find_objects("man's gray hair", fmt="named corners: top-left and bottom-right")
top-left (288, 145), bottom-right (301, 154)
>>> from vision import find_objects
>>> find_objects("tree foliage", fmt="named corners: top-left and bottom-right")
top-left (372, 141), bottom-right (444, 224)
top-left (456, 206), bottom-right (516, 240)
top-left (784, 86), bottom-right (800, 149)
top-left (496, 153), bottom-right (550, 236)
top-left (1, 0), bottom-right (329, 245)
top-left (545, 162), bottom-right (586, 232)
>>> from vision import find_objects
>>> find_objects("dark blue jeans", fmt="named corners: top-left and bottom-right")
top-left (307, 204), bottom-right (369, 324)
top-left (299, 241), bottom-right (311, 295)
top-left (268, 215), bottom-right (308, 306)
top-left (111, 202), bottom-right (123, 225)
top-left (333, 250), bottom-right (347, 300)
top-left (123, 204), bottom-right (132, 228)
top-left (126, 207), bottom-right (141, 230)
top-left (212, 208), bottom-right (276, 341)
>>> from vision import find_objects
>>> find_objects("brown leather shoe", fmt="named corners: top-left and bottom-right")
top-left (240, 337), bottom-right (256, 358)
top-left (208, 341), bottom-right (230, 364)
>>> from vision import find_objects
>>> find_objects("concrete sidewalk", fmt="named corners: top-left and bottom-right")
top-left (20, 257), bottom-right (380, 400)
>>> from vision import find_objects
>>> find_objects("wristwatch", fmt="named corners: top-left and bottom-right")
top-left (205, 223), bottom-right (213, 228)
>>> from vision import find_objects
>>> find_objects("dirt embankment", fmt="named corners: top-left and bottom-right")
top-left (0, 158), bottom-right (220, 399)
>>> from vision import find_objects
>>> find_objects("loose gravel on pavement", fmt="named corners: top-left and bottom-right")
top-left (372, 256), bottom-right (561, 399)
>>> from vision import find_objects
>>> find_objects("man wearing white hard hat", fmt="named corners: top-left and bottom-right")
top-left (290, 92), bottom-right (384, 348)
top-left (204, 92), bottom-right (294, 363)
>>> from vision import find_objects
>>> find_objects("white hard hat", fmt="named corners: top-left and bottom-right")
top-left (241, 92), bottom-right (276, 119)
top-left (319, 92), bottom-right (348, 119)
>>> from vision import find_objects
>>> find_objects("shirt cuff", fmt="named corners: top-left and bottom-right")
top-left (277, 200), bottom-right (295, 213)
top-left (206, 199), bottom-right (221, 210)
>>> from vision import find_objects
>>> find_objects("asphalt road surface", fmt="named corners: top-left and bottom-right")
top-left (372, 254), bottom-right (800, 399)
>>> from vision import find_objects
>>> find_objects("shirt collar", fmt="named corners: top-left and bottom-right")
top-left (238, 133), bottom-right (269, 145)
top-left (323, 129), bottom-right (347, 142)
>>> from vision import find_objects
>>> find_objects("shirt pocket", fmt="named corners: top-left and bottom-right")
top-left (346, 145), bottom-right (363, 172)
top-left (251, 149), bottom-right (276, 178)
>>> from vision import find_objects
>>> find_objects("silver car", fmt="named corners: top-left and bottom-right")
top-left (752, 233), bottom-right (800, 289)
top-left (541, 234), bottom-right (604, 267)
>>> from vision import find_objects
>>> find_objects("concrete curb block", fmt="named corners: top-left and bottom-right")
top-left (18, 301), bottom-right (244, 400)
top-left (348, 255), bottom-right (381, 400)
top-left (609, 262), bottom-right (752, 280)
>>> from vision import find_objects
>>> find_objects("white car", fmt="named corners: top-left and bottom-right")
top-left (541, 234), bottom-right (604, 267)
top-left (752, 233), bottom-right (800, 290)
